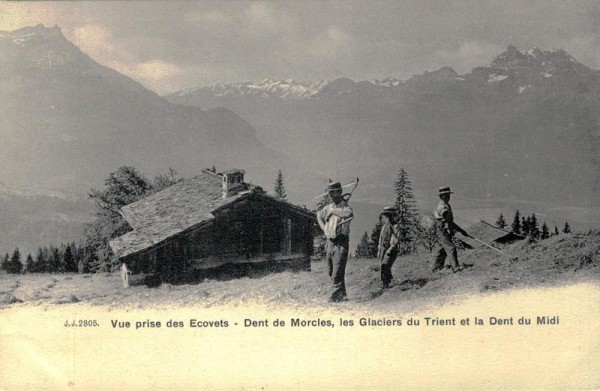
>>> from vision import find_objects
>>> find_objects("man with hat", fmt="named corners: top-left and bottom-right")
top-left (432, 186), bottom-right (470, 273)
top-left (377, 206), bottom-right (401, 288)
top-left (317, 181), bottom-right (354, 302)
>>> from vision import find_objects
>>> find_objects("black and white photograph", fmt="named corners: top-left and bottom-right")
top-left (0, 1), bottom-right (599, 389)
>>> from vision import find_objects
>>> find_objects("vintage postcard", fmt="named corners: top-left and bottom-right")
top-left (0, 1), bottom-right (599, 389)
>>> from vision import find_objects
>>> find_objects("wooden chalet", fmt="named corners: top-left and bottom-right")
top-left (459, 220), bottom-right (524, 249)
top-left (109, 168), bottom-right (316, 283)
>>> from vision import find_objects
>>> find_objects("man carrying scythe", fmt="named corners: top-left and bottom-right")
top-left (317, 180), bottom-right (355, 302)
top-left (432, 186), bottom-right (470, 273)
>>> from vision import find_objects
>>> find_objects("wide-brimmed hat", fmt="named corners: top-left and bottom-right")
top-left (438, 186), bottom-right (454, 195)
top-left (327, 182), bottom-right (343, 193)
top-left (381, 206), bottom-right (398, 215)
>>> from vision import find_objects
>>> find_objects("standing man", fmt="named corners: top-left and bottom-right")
top-left (432, 187), bottom-right (470, 273)
top-left (377, 206), bottom-right (401, 288)
top-left (317, 182), bottom-right (354, 302)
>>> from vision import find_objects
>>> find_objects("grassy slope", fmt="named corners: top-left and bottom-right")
top-left (0, 232), bottom-right (598, 313)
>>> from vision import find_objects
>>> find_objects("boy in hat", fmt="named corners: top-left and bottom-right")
top-left (432, 187), bottom-right (470, 273)
top-left (317, 182), bottom-right (354, 302)
top-left (377, 206), bottom-right (401, 288)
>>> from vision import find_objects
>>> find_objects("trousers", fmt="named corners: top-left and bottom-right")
top-left (326, 236), bottom-right (349, 302)
top-left (381, 246), bottom-right (398, 286)
top-left (432, 225), bottom-right (459, 270)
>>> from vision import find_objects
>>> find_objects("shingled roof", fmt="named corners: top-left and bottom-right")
top-left (460, 220), bottom-right (523, 248)
top-left (109, 169), bottom-right (314, 259)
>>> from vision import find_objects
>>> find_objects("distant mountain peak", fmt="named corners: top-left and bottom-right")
top-left (0, 24), bottom-right (87, 69)
top-left (1, 24), bottom-right (67, 43)
top-left (490, 45), bottom-right (587, 74)
top-left (406, 66), bottom-right (459, 85)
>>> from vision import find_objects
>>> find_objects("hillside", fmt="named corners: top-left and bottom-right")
top-left (1, 230), bottom-right (598, 309)
top-left (167, 45), bottom-right (600, 208)
top-left (0, 25), bottom-right (290, 194)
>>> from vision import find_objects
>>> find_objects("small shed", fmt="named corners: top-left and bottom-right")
top-left (109, 168), bottom-right (316, 283)
top-left (459, 220), bottom-right (524, 249)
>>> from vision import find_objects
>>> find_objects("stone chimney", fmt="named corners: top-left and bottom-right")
top-left (221, 169), bottom-right (246, 198)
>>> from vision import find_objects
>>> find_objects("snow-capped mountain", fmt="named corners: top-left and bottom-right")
top-left (169, 45), bottom-right (598, 102)
top-left (171, 79), bottom-right (330, 100)
top-left (166, 46), bottom-right (600, 207)
top-left (168, 77), bottom-right (405, 102)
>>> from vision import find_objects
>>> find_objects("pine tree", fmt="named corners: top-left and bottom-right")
top-left (529, 213), bottom-right (540, 239)
top-left (511, 210), bottom-right (521, 235)
top-left (48, 246), bottom-right (62, 273)
top-left (8, 248), bottom-right (22, 274)
top-left (25, 254), bottom-right (34, 273)
top-left (562, 222), bottom-right (571, 234)
top-left (541, 222), bottom-right (550, 240)
top-left (1, 253), bottom-right (9, 272)
top-left (394, 168), bottom-right (418, 254)
top-left (64, 245), bottom-right (77, 273)
top-left (355, 232), bottom-right (371, 258)
top-left (554, 226), bottom-right (560, 236)
top-left (35, 248), bottom-right (46, 273)
top-left (274, 170), bottom-right (287, 199)
top-left (521, 216), bottom-right (530, 237)
top-left (495, 213), bottom-right (506, 229)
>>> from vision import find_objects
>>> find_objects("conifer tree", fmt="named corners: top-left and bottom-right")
top-left (529, 213), bottom-right (540, 239)
top-left (1, 253), bottom-right (9, 272)
top-left (562, 222), bottom-right (571, 234)
top-left (64, 245), bottom-right (77, 273)
top-left (495, 213), bottom-right (506, 229)
top-left (554, 226), bottom-right (560, 236)
top-left (394, 168), bottom-right (418, 254)
top-left (8, 248), bottom-right (22, 274)
top-left (35, 248), bottom-right (46, 273)
top-left (355, 232), bottom-right (371, 258)
top-left (512, 210), bottom-right (521, 235)
top-left (540, 222), bottom-right (550, 240)
top-left (521, 216), bottom-right (530, 237)
top-left (25, 254), bottom-right (34, 273)
top-left (274, 169), bottom-right (287, 199)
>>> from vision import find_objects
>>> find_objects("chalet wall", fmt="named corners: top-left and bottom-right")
top-left (123, 195), bottom-right (314, 283)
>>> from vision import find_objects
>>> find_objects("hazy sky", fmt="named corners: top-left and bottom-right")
top-left (1, 1), bottom-right (599, 94)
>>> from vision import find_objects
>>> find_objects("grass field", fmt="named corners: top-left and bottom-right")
top-left (1, 231), bottom-right (598, 313)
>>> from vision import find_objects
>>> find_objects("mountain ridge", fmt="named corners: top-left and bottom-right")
top-left (166, 45), bottom-right (600, 208)
top-left (167, 45), bottom-right (598, 101)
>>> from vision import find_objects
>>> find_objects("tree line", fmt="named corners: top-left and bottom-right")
top-left (1, 243), bottom-right (86, 274)
top-left (497, 210), bottom-right (571, 240)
